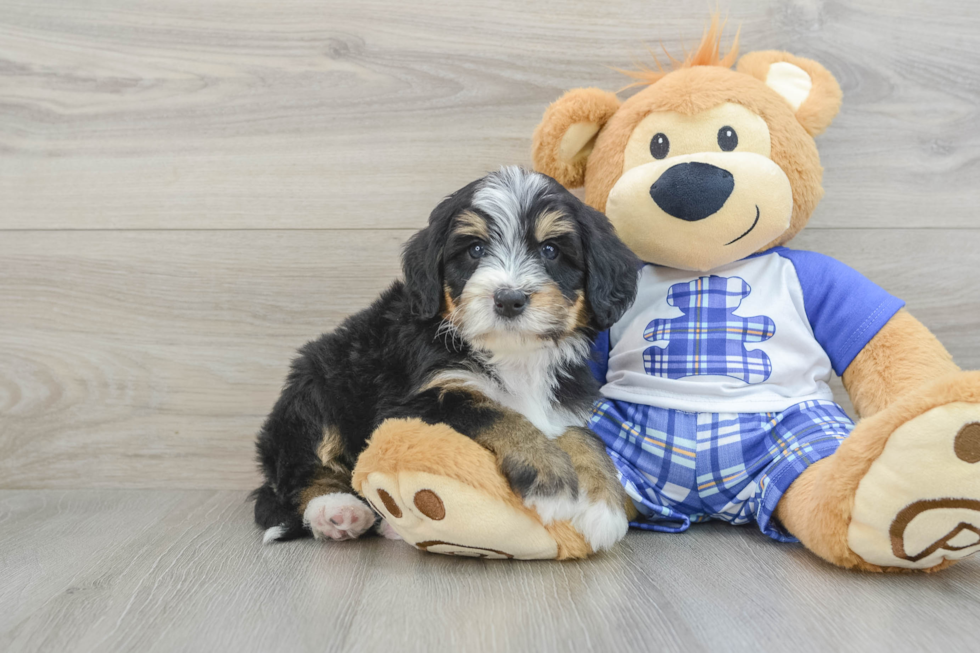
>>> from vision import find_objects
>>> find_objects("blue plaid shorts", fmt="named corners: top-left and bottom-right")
top-left (589, 398), bottom-right (853, 542)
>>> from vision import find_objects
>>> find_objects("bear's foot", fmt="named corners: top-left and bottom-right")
top-left (352, 418), bottom-right (592, 560)
top-left (778, 371), bottom-right (980, 572)
top-left (359, 470), bottom-right (558, 559)
top-left (848, 402), bottom-right (980, 569)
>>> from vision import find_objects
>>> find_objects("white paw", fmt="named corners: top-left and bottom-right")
top-left (524, 492), bottom-right (583, 524)
top-left (303, 493), bottom-right (375, 541)
top-left (572, 500), bottom-right (629, 552)
top-left (376, 519), bottom-right (403, 540)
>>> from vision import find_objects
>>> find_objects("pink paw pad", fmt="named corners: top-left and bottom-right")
top-left (303, 493), bottom-right (374, 541)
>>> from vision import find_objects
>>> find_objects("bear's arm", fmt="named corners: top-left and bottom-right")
top-left (776, 247), bottom-right (959, 418)
top-left (842, 309), bottom-right (959, 419)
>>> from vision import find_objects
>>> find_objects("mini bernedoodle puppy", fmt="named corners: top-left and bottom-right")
top-left (254, 167), bottom-right (639, 551)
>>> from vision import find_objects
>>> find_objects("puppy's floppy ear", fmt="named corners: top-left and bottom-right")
top-left (402, 202), bottom-right (453, 319)
top-left (573, 201), bottom-right (639, 331)
top-left (403, 181), bottom-right (480, 319)
top-left (532, 88), bottom-right (620, 188)
top-left (402, 225), bottom-right (442, 319)
top-left (737, 51), bottom-right (842, 137)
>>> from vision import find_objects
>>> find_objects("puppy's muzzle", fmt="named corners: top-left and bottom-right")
top-left (650, 162), bottom-right (735, 222)
top-left (493, 289), bottom-right (528, 319)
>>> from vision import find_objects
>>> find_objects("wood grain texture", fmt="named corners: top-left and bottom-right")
top-left (0, 490), bottom-right (977, 653)
top-left (1, 0), bottom-right (978, 230)
top-left (2, 2), bottom-right (980, 649)
top-left (1, 229), bottom-right (978, 489)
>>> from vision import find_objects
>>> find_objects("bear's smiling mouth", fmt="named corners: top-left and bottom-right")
top-left (724, 206), bottom-right (760, 246)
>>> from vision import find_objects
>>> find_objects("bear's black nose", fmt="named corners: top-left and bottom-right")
top-left (650, 162), bottom-right (734, 222)
top-left (493, 289), bottom-right (528, 318)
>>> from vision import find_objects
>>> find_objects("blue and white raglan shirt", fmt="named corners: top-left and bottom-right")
top-left (587, 248), bottom-right (905, 540)
top-left (590, 248), bottom-right (906, 413)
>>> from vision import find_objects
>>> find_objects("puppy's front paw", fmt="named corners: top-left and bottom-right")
top-left (499, 447), bottom-right (579, 524)
top-left (572, 500), bottom-right (629, 552)
top-left (303, 493), bottom-right (375, 541)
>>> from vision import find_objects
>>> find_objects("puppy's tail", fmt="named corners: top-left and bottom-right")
top-left (251, 484), bottom-right (309, 544)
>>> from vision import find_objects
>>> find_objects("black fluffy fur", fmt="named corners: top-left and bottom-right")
top-left (253, 171), bottom-right (639, 540)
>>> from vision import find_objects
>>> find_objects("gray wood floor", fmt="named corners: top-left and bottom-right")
top-left (1, 0), bottom-right (979, 651)
top-left (2, 490), bottom-right (979, 653)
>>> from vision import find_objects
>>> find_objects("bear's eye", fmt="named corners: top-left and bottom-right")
top-left (649, 133), bottom-right (670, 159)
top-left (717, 126), bottom-right (738, 151)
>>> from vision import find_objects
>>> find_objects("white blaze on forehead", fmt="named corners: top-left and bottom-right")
top-left (471, 167), bottom-right (551, 288)
top-left (472, 166), bottom-right (551, 232)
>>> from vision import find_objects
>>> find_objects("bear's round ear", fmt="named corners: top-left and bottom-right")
top-left (737, 51), bottom-right (842, 137)
top-left (532, 88), bottom-right (620, 188)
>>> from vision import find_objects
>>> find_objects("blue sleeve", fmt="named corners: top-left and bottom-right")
top-left (588, 330), bottom-right (610, 384)
top-left (776, 248), bottom-right (905, 376)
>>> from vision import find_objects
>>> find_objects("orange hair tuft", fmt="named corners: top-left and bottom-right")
top-left (618, 14), bottom-right (741, 89)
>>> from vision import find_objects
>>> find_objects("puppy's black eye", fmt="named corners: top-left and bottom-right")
top-left (468, 242), bottom-right (486, 259)
top-left (650, 133), bottom-right (669, 159)
top-left (540, 242), bottom-right (559, 260)
top-left (717, 126), bottom-right (738, 151)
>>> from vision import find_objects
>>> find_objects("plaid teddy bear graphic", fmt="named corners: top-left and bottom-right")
top-left (643, 275), bottom-right (776, 384)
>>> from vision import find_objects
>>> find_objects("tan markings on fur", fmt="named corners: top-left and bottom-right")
top-left (457, 278), bottom-right (584, 348)
top-left (567, 291), bottom-right (590, 331)
top-left (352, 418), bottom-right (592, 559)
top-left (451, 210), bottom-right (489, 239)
top-left (446, 283), bottom-right (474, 334)
top-left (442, 285), bottom-right (458, 320)
top-left (470, 405), bottom-right (556, 458)
top-left (543, 521), bottom-right (592, 559)
top-left (555, 427), bottom-right (626, 509)
top-left (316, 426), bottom-right (344, 466)
top-left (299, 426), bottom-right (355, 513)
top-left (299, 465), bottom-right (354, 515)
top-left (315, 426), bottom-right (351, 478)
top-left (842, 310), bottom-right (959, 419)
top-left (418, 373), bottom-right (485, 402)
top-left (625, 496), bottom-right (639, 521)
top-left (776, 370), bottom-right (980, 572)
top-left (534, 210), bottom-right (575, 243)
top-left (528, 280), bottom-right (581, 339)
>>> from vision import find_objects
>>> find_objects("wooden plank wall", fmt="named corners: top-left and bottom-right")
top-left (2, 0), bottom-right (978, 489)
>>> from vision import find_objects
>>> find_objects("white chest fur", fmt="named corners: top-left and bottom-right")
top-left (475, 336), bottom-right (590, 439)
top-left (426, 336), bottom-right (590, 438)
top-left (486, 361), bottom-right (578, 438)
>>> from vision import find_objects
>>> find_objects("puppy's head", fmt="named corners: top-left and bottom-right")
top-left (403, 167), bottom-right (639, 354)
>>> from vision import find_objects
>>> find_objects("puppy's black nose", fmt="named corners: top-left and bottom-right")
top-left (493, 289), bottom-right (528, 318)
top-left (650, 162), bottom-right (734, 222)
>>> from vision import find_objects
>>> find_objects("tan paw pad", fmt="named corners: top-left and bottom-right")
top-left (359, 470), bottom-right (559, 560)
top-left (849, 403), bottom-right (980, 569)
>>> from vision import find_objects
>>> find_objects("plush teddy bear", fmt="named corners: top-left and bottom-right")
top-left (527, 19), bottom-right (980, 571)
top-left (353, 19), bottom-right (980, 570)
